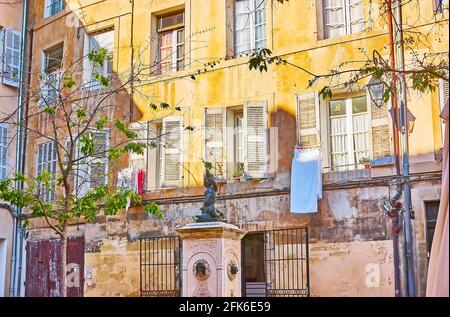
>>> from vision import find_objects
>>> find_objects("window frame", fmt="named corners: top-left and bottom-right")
top-left (234, 0), bottom-right (267, 57)
top-left (1, 28), bottom-right (21, 88)
top-left (41, 43), bottom-right (64, 106)
top-left (44, 0), bottom-right (65, 19)
top-left (157, 11), bottom-right (185, 74)
top-left (75, 130), bottom-right (110, 196)
top-left (83, 28), bottom-right (115, 91)
top-left (327, 94), bottom-right (371, 171)
top-left (322, 0), bottom-right (363, 40)
top-left (36, 141), bottom-right (58, 202)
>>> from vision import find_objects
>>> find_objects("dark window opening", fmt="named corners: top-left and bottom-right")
top-left (425, 201), bottom-right (440, 260)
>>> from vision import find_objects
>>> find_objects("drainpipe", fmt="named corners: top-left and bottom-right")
top-left (395, 0), bottom-right (416, 297)
top-left (9, 0), bottom-right (29, 297)
top-left (386, 0), bottom-right (402, 297)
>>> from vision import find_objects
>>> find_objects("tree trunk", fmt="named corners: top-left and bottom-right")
top-left (60, 233), bottom-right (67, 297)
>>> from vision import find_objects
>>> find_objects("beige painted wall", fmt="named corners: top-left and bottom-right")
top-left (0, 209), bottom-right (14, 297)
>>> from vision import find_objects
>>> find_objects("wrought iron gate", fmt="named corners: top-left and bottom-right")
top-left (140, 236), bottom-right (181, 297)
top-left (265, 227), bottom-right (310, 297)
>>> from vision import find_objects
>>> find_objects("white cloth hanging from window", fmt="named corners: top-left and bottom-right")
top-left (290, 148), bottom-right (322, 214)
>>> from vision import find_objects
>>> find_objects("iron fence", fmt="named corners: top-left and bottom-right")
top-left (140, 236), bottom-right (181, 297)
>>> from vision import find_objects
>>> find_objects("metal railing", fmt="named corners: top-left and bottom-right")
top-left (140, 236), bottom-right (181, 297)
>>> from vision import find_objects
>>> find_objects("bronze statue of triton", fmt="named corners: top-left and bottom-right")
top-left (195, 168), bottom-right (226, 223)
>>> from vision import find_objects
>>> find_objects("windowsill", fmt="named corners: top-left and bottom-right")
top-left (317, 29), bottom-right (383, 46)
top-left (43, 9), bottom-right (66, 23)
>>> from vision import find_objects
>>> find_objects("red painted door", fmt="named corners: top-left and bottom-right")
top-left (25, 236), bottom-right (84, 297)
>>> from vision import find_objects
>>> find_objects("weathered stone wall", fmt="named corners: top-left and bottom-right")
top-left (27, 176), bottom-right (441, 297)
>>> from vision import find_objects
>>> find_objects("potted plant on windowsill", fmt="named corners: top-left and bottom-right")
top-left (232, 163), bottom-right (245, 182)
top-left (359, 157), bottom-right (372, 169)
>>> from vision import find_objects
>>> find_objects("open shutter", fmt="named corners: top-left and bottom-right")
top-left (367, 90), bottom-right (391, 159)
top-left (296, 92), bottom-right (320, 147)
top-left (162, 117), bottom-right (183, 187)
top-left (205, 108), bottom-right (225, 179)
top-left (244, 101), bottom-right (268, 179)
top-left (2, 29), bottom-right (21, 87)
top-left (82, 33), bottom-right (93, 87)
top-left (0, 29), bottom-right (4, 80)
top-left (0, 125), bottom-right (8, 179)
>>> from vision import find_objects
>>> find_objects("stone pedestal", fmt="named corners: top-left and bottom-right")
top-left (176, 222), bottom-right (246, 297)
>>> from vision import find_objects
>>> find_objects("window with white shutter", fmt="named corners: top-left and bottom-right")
top-left (1, 29), bottom-right (21, 87)
top-left (83, 29), bottom-right (114, 90)
top-left (323, 0), bottom-right (363, 39)
top-left (296, 92), bottom-right (320, 147)
top-left (161, 117), bottom-right (183, 187)
top-left (74, 131), bottom-right (109, 196)
top-left (0, 124), bottom-right (8, 180)
top-left (329, 95), bottom-right (370, 171)
top-left (36, 141), bottom-right (57, 202)
top-left (244, 101), bottom-right (268, 178)
top-left (439, 78), bottom-right (449, 145)
top-left (205, 109), bottom-right (226, 179)
top-left (234, 0), bottom-right (267, 57)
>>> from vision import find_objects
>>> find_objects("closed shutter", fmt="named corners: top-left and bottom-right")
top-left (76, 131), bottom-right (109, 195)
top-left (0, 124), bottom-right (8, 180)
top-left (2, 29), bottom-right (21, 87)
top-left (296, 92), bottom-right (320, 147)
top-left (90, 131), bottom-right (108, 188)
top-left (162, 117), bottom-right (183, 187)
top-left (205, 108), bottom-right (225, 178)
top-left (0, 29), bottom-right (4, 79)
top-left (440, 79), bottom-right (449, 109)
top-left (244, 101), bottom-right (268, 179)
top-left (368, 91), bottom-right (391, 159)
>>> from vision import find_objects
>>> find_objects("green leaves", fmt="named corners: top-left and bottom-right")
top-left (43, 106), bottom-right (56, 116)
top-left (319, 86), bottom-right (333, 99)
top-left (144, 202), bottom-right (163, 219)
top-left (115, 119), bottom-right (138, 139)
top-left (95, 116), bottom-right (109, 131)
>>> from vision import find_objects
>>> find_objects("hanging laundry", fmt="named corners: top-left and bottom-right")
top-left (290, 147), bottom-right (322, 214)
top-left (137, 169), bottom-right (145, 195)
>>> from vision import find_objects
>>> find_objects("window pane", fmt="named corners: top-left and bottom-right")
top-left (329, 100), bottom-right (346, 116)
top-left (352, 96), bottom-right (367, 113)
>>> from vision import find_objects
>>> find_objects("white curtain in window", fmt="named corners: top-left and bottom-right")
top-left (348, 0), bottom-right (364, 34)
top-left (235, 0), bottom-right (251, 55)
top-left (324, 0), bottom-right (346, 39)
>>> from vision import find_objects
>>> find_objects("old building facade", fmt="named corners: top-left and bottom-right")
top-left (0, 0), bottom-right (24, 298)
top-left (18, 0), bottom-right (449, 297)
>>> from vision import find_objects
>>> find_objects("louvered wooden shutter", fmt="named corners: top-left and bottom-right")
top-left (367, 91), bottom-right (391, 159)
top-left (244, 101), bottom-right (268, 179)
top-left (296, 92), bottom-right (320, 147)
top-left (0, 29), bottom-right (4, 79)
top-left (90, 131), bottom-right (108, 188)
top-left (162, 117), bottom-right (183, 187)
top-left (205, 108), bottom-right (225, 178)
top-left (2, 29), bottom-right (21, 87)
top-left (441, 79), bottom-right (449, 109)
